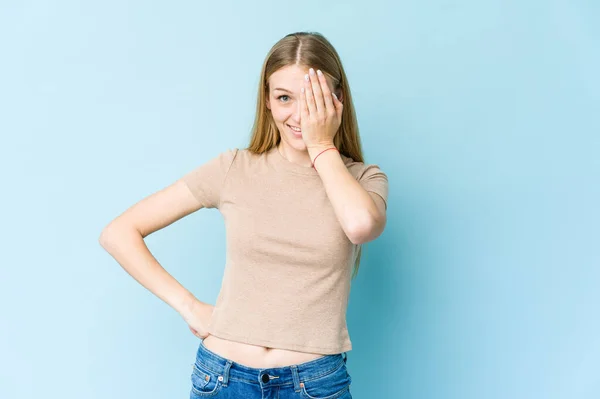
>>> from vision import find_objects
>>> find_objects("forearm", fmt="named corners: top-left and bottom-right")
top-left (309, 146), bottom-right (379, 242)
top-left (99, 225), bottom-right (198, 316)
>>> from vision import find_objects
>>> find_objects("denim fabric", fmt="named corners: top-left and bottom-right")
top-left (189, 339), bottom-right (352, 398)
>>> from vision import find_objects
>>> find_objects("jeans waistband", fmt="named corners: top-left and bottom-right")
top-left (195, 339), bottom-right (348, 387)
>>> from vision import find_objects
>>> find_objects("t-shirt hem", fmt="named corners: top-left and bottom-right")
top-left (207, 328), bottom-right (352, 355)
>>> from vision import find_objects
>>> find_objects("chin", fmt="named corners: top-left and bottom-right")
top-left (279, 127), bottom-right (307, 151)
top-left (291, 139), bottom-right (307, 151)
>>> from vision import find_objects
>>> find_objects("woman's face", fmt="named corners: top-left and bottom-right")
top-left (266, 64), bottom-right (337, 152)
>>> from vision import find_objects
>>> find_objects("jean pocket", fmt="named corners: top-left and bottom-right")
top-left (301, 362), bottom-right (352, 399)
top-left (190, 363), bottom-right (223, 397)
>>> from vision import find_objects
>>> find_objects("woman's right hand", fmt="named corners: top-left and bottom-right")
top-left (180, 298), bottom-right (214, 339)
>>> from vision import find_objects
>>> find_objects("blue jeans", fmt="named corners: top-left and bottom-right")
top-left (190, 339), bottom-right (352, 398)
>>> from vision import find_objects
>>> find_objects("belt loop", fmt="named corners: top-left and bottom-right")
top-left (342, 352), bottom-right (347, 364)
top-left (290, 365), bottom-right (301, 392)
top-left (222, 360), bottom-right (233, 386)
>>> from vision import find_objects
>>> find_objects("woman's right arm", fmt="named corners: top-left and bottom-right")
top-left (98, 179), bottom-right (213, 334)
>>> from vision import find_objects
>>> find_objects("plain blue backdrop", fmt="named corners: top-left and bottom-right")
top-left (1, 1), bottom-right (598, 398)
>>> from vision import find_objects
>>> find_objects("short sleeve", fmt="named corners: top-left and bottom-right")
top-left (179, 148), bottom-right (238, 209)
top-left (357, 164), bottom-right (389, 210)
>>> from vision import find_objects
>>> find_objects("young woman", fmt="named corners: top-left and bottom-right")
top-left (100, 31), bottom-right (388, 399)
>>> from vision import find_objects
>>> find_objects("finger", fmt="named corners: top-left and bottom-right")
top-left (304, 72), bottom-right (317, 116)
top-left (332, 92), bottom-right (343, 120)
top-left (317, 69), bottom-right (335, 115)
top-left (309, 68), bottom-right (325, 115)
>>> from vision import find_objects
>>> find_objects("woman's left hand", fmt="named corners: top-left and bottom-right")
top-left (301, 68), bottom-right (343, 154)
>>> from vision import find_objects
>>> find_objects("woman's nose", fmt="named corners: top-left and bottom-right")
top-left (293, 102), bottom-right (301, 122)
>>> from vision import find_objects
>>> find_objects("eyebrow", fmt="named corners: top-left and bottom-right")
top-left (273, 88), bottom-right (292, 93)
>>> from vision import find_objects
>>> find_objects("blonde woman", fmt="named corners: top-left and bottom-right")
top-left (100, 31), bottom-right (388, 398)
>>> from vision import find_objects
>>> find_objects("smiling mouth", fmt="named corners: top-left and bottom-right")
top-left (287, 124), bottom-right (302, 133)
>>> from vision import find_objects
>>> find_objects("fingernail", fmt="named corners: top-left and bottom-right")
top-left (317, 69), bottom-right (323, 77)
top-left (309, 68), bottom-right (315, 76)
top-left (332, 93), bottom-right (338, 100)
top-left (304, 74), bottom-right (309, 81)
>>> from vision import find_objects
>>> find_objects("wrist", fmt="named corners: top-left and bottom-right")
top-left (307, 143), bottom-right (337, 163)
top-left (178, 291), bottom-right (199, 319)
top-left (307, 142), bottom-right (336, 153)
top-left (308, 143), bottom-right (339, 171)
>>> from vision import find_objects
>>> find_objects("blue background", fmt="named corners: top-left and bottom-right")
top-left (1, 1), bottom-right (598, 398)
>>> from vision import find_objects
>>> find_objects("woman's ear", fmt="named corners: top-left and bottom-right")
top-left (266, 99), bottom-right (270, 109)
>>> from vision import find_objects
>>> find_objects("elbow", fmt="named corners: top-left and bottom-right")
top-left (347, 214), bottom-right (385, 245)
top-left (347, 225), bottom-right (372, 245)
top-left (99, 225), bottom-right (115, 248)
top-left (98, 221), bottom-right (135, 249)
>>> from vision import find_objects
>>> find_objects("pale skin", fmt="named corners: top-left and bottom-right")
top-left (98, 64), bottom-right (386, 368)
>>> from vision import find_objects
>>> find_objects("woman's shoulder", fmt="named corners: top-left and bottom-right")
top-left (213, 147), bottom-right (256, 161)
top-left (216, 147), bottom-right (270, 172)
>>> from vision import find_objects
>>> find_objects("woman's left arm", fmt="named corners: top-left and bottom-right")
top-left (301, 68), bottom-right (386, 244)
top-left (308, 146), bottom-right (387, 245)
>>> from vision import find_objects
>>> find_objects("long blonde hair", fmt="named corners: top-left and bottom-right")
top-left (246, 32), bottom-right (366, 279)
